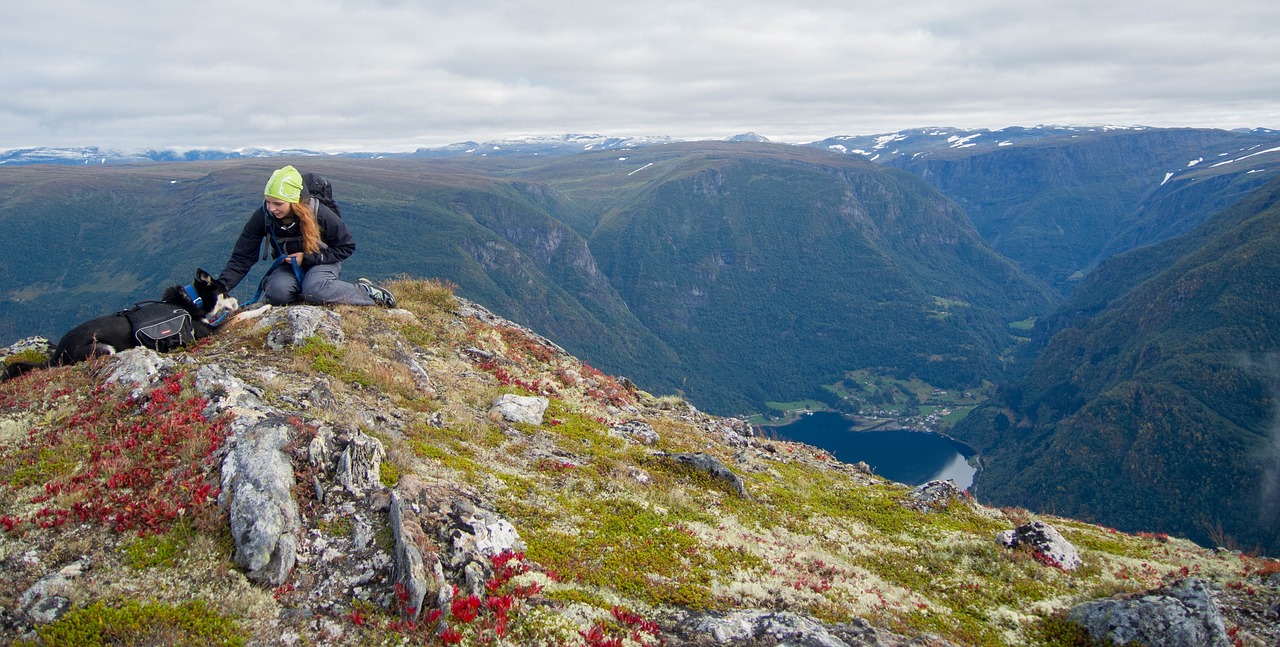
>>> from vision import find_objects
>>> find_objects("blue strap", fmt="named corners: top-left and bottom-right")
top-left (240, 255), bottom-right (306, 308)
top-left (185, 283), bottom-right (230, 329)
top-left (183, 284), bottom-right (204, 310)
top-left (288, 257), bottom-right (305, 285)
top-left (207, 310), bottom-right (231, 328)
top-left (185, 283), bottom-right (233, 328)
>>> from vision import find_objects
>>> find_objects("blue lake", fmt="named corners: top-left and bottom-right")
top-left (763, 411), bottom-right (978, 489)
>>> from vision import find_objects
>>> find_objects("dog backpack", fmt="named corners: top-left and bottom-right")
top-left (123, 302), bottom-right (196, 352)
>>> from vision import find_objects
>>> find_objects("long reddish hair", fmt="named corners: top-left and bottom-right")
top-left (285, 199), bottom-right (321, 254)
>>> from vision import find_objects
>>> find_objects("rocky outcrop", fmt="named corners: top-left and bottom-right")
top-left (906, 479), bottom-right (967, 513)
top-left (15, 558), bottom-right (87, 626)
top-left (387, 476), bottom-right (526, 621)
top-left (104, 347), bottom-right (175, 396)
top-left (220, 414), bottom-right (301, 586)
top-left (196, 362), bottom-right (270, 416)
top-left (0, 336), bottom-right (51, 359)
top-left (611, 419), bottom-right (660, 445)
top-left (709, 417), bottom-right (757, 447)
top-left (659, 451), bottom-right (750, 499)
top-left (259, 305), bottom-right (344, 350)
top-left (673, 609), bottom-right (959, 646)
top-left (389, 489), bottom-right (443, 622)
top-left (198, 309), bottom-right (351, 588)
top-left (489, 393), bottom-right (549, 425)
top-left (5, 290), bottom-right (1280, 647)
top-left (393, 339), bottom-right (435, 394)
top-left (1068, 578), bottom-right (1230, 647)
top-left (334, 430), bottom-right (386, 496)
top-left (997, 520), bottom-right (1082, 571)
top-left (192, 359), bottom-right (303, 587)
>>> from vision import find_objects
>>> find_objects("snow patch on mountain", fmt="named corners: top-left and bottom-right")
top-left (1209, 145), bottom-right (1280, 168)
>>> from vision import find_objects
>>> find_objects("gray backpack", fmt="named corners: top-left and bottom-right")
top-left (123, 302), bottom-right (195, 352)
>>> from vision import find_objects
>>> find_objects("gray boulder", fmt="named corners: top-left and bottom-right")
top-left (335, 430), bottom-right (386, 495)
top-left (0, 336), bottom-right (52, 360)
top-left (447, 498), bottom-right (525, 560)
top-left (389, 476), bottom-right (526, 620)
top-left (490, 394), bottom-right (549, 425)
top-left (195, 363), bottom-right (269, 418)
top-left (686, 610), bottom-right (849, 646)
top-left (996, 520), bottom-right (1081, 571)
top-left (611, 419), bottom-right (660, 445)
top-left (908, 480), bottom-right (966, 512)
top-left (105, 347), bottom-right (174, 395)
top-left (220, 415), bottom-right (301, 586)
top-left (18, 559), bottom-right (88, 625)
top-left (394, 340), bottom-right (435, 394)
top-left (675, 609), bottom-right (960, 646)
top-left (661, 452), bottom-right (750, 499)
top-left (711, 418), bottom-right (756, 446)
top-left (258, 305), bottom-right (344, 351)
top-left (389, 490), bottom-right (438, 621)
top-left (1067, 578), bottom-right (1229, 647)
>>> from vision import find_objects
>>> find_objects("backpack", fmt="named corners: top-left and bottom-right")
top-left (123, 302), bottom-right (196, 352)
top-left (302, 171), bottom-right (341, 218)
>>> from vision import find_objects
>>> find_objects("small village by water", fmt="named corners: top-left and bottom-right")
top-left (763, 411), bottom-right (978, 489)
top-left (756, 371), bottom-right (986, 489)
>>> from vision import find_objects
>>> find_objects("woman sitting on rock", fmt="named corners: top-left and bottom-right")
top-left (217, 165), bottom-right (396, 308)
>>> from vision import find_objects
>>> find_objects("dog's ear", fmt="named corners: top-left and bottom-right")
top-left (195, 268), bottom-right (213, 285)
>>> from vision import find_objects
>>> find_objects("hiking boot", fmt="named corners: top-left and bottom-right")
top-left (357, 278), bottom-right (397, 308)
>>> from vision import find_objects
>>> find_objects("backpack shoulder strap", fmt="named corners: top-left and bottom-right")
top-left (262, 204), bottom-right (283, 257)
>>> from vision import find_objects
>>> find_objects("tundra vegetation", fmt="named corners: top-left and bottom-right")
top-left (1, 278), bottom-right (1277, 646)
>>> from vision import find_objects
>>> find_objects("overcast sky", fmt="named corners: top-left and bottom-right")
top-left (2, 0), bottom-right (1277, 152)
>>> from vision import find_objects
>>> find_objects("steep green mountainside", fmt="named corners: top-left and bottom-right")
top-left (562, 144), bottom-right (1056, 413)
top-left (0, 145), bottom-right (1056, 415)
top-left (1099, 145), bottom-right (1280, 259)
top-left (0, 163), bottom-right (261, 340)
top-left (871, 129), bottom-right (1280, 292)
top-left (0, 159), bottom-right (684, 395)
top-left (952, 175), bottom-right (1280, 554)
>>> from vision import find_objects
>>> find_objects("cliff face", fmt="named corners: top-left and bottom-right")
top-left (881, 128), bottom-right (1280, 293)
top-left (1, 279), bottom-right (1277, 646)
top-left (953, 176), bottom-right (1280, 556)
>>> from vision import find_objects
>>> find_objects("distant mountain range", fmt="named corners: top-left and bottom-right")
top-left (10, 127), bottom-right (1278, 296)
top-left (0, 134), bottom-right (679, 165)
top-left (860, 127), bottom-right (1280, 292)
top-left (9, 125), bottom-right (1274, 167)
top-left (4, 126), bottom-right (1280, 553)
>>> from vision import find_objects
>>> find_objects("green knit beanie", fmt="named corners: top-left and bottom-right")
top-left (264, 165), bottom-right (304, 203)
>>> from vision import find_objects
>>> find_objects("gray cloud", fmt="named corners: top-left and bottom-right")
top-left (1, 0), bottom-right (1277, 151)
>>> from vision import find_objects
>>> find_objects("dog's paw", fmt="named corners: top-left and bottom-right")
top-left (230, 304), bottom-right (272, 325)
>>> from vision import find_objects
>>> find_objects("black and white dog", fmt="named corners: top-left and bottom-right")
top-left (1, 268), bottom-right (239, 381)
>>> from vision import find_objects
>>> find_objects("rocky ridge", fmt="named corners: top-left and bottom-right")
top-left (1, 279), bottom-right (1278, 646)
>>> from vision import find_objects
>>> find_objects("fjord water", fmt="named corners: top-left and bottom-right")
top-left (764, 411), bottom-right (977, 489)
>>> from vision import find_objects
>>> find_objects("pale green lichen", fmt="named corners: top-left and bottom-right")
top-left (1, 278), bottom-right (1274, 646)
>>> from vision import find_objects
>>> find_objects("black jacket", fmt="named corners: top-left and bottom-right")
top-left (217, 200), bottom-right (355, 291)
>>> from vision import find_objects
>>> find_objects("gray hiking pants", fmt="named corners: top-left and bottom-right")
top-left (264, 262), bottom-right (375, 307)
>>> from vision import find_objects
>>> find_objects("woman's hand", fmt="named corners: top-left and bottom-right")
top-left (285, 252), bottom-right (304, 266)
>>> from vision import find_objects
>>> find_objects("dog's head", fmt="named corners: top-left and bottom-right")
top-left (191, 268), bottom-right (239, 323)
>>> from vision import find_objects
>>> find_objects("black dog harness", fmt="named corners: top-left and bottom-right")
top-left (123, 302), bottom-right (195, 352)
